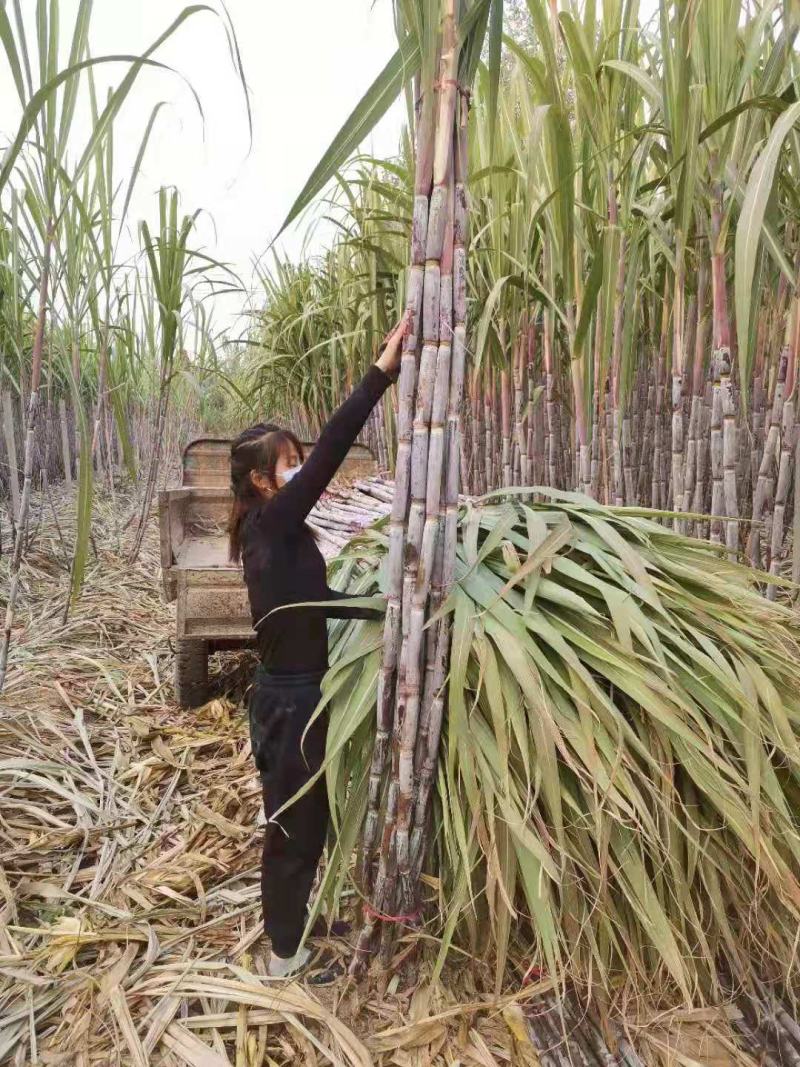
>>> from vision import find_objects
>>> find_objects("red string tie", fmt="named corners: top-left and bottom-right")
top-left (363, 903), bottom-right (422, 926)
top-left (522, 964), bottom-right (548, 987)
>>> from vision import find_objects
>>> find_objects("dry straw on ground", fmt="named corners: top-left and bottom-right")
top-left (0, 484), bottom-right (791, 1065)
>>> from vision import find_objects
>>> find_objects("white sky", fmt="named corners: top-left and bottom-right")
top-left (0, 1), bottom-right (406, 336)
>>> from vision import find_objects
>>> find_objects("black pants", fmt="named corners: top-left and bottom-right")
top-left (248, 668), bottom-right (328, 958)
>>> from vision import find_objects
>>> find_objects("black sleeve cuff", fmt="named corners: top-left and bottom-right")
top-left (362, 364), bottom-right (395, 396)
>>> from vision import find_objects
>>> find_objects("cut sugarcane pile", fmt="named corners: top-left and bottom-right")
top-left (2, 482), bottom-right (799, 1065)
top-left (306, 477), bottom-right (394, 558)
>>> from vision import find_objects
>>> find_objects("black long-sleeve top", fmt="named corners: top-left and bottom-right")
top-left (240, 365), bottom-right (391, 673)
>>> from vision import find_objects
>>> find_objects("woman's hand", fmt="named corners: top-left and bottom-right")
top-left (376, 311), bottom-right (412, 379)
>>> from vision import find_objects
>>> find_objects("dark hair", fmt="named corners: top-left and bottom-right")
top-left (228, 424), bottom-right (305, 561)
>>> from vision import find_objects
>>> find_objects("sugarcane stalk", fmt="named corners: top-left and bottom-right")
top-left (630, 362), bottom-right (643, 504)
top-left (513, 319), bottom-right (526, 484)
top-left (392, 146), bottom-right (455, 924)
top-left (412, 105), bottom-right (467, 875)
top-left (566, 300), bottom-right (589, 495)
top-left (590, 313), bottom-right (603, 500)
top-left (58, 398), bottom-right (72, 486)
top-left (559, 363), bottom-right (571, 487)
top-left (709, 348), bottom-right (725, 546)
top-left (544, 305), bottom-right (559, 490)
top-left (670, 242), bottom-right (690, 529)
top-left (622, 411), bottom-right (634, 505)
top-left (651, 284), bottom-right (669, 509)
top-left (357, 265), bottom-right (423, 897)
top-left (128, 379), bottom-right (169, 563)
top-left (692, 376), bottom-right (711, 533)
top-left (2, 390), bottom-right (21, 523)
top-left (527, 316), bottom-right (538, 487)
top-left (534, 363), bottom-right (546, 487)
top-left (471, 365), bottom-right (483, 494)
top-left (602, 375), bottom-right (613, 504)
top-left (0, 225), bottom-right (52, 693)
top-left (389, 10), bottom-right (458, 896)
top-left (683, 262), bottom-right (708, 515)
top-left (353, 7), bottom-right (441, 969)
top-left (501, 355), bottom-right (512, 488)
top-left (765, 302), bottom-right (798, 590)
top-left (491, 362), bottom-right (501, 488)
top-left (69, 335), bottom-right (81, 465)
top-left (459, 389), bottom-right (470, 495)
top-left (359, 4), bottom-right (475, 970)
top-left (612, 402), bottom-right (623, 506)
top-left (484, 365), bottom-right (493, 490)
top-left (607, 175), bottom-right (626, 507)
top-left (748, 346), bottom-right (788, 566)
top-left (637, 365), bottom-right (655, 505)
top-left (374, 401), bottom-right (389, 473)
top-left (720, 350), bottom-right (739, 559)
top-left (92, 342), bottom-right (107, 482)
top-left (767, 389), bottom-right (795, 596)
top-left (751, 379), bottom-right (766, 503)
top-left (708, 183), bottom-right (738, 554)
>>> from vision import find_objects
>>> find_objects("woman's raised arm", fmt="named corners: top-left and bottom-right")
top-left (264, 313), bottom-right (410, 527)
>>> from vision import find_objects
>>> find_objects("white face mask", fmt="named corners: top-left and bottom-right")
top-left (281, 464), bottom-right (303, 484)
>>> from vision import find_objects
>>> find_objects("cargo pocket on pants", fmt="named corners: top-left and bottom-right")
top-left (249, 696), bottom-right (289, 777)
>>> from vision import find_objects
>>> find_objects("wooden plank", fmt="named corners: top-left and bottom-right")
top-left (176, 570), bottom-right (187, 637)
top-left (182, 439), bottom-right (231, 488)
top-left (158, 491), bottom-right (177, 602)
top-left (176, 568), bottom-right (252, 640)
top-left (183, 618), bottom-right (254, 640)
top-left (174, 535), bottom-right (235, 570)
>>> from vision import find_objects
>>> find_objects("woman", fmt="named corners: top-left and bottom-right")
top-left (228, 314), bottom-right (409, 981)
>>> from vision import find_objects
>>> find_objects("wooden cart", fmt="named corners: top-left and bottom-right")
top-left (158, 436), bottom-right (378, 707)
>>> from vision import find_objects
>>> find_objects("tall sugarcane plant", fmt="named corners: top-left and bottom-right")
top-left (0, 0), bottom-right (249, 687)
top-left (128, 190), bottom-right (199, 563)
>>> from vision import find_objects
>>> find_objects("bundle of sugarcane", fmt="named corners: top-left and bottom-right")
top-left (308, 476), bottom-right (394, 558)
top-left (313, 490), bottom-right (800, 1004)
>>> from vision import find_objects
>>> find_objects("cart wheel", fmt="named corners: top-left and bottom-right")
top-left (174, 638), bottom-right (209, 708)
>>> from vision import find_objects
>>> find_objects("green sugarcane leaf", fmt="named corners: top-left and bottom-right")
top-left (735, 101), bottom-right (800, 391)
top-left (56, 0), bottom-right (92, 159)
top-left (277, 34), bottom-right (421, 238)
top-left (0, 3), bottom-right (26, 105)
top-left (574, 238), bottom-right (603, 360)
top-left (486, 0), bottom-right (503, 153)
top-left (601, 59), bottom-right (661, 108)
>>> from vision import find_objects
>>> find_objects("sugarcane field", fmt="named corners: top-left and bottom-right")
top-left (5, 0), bottom-right (800, 1063)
